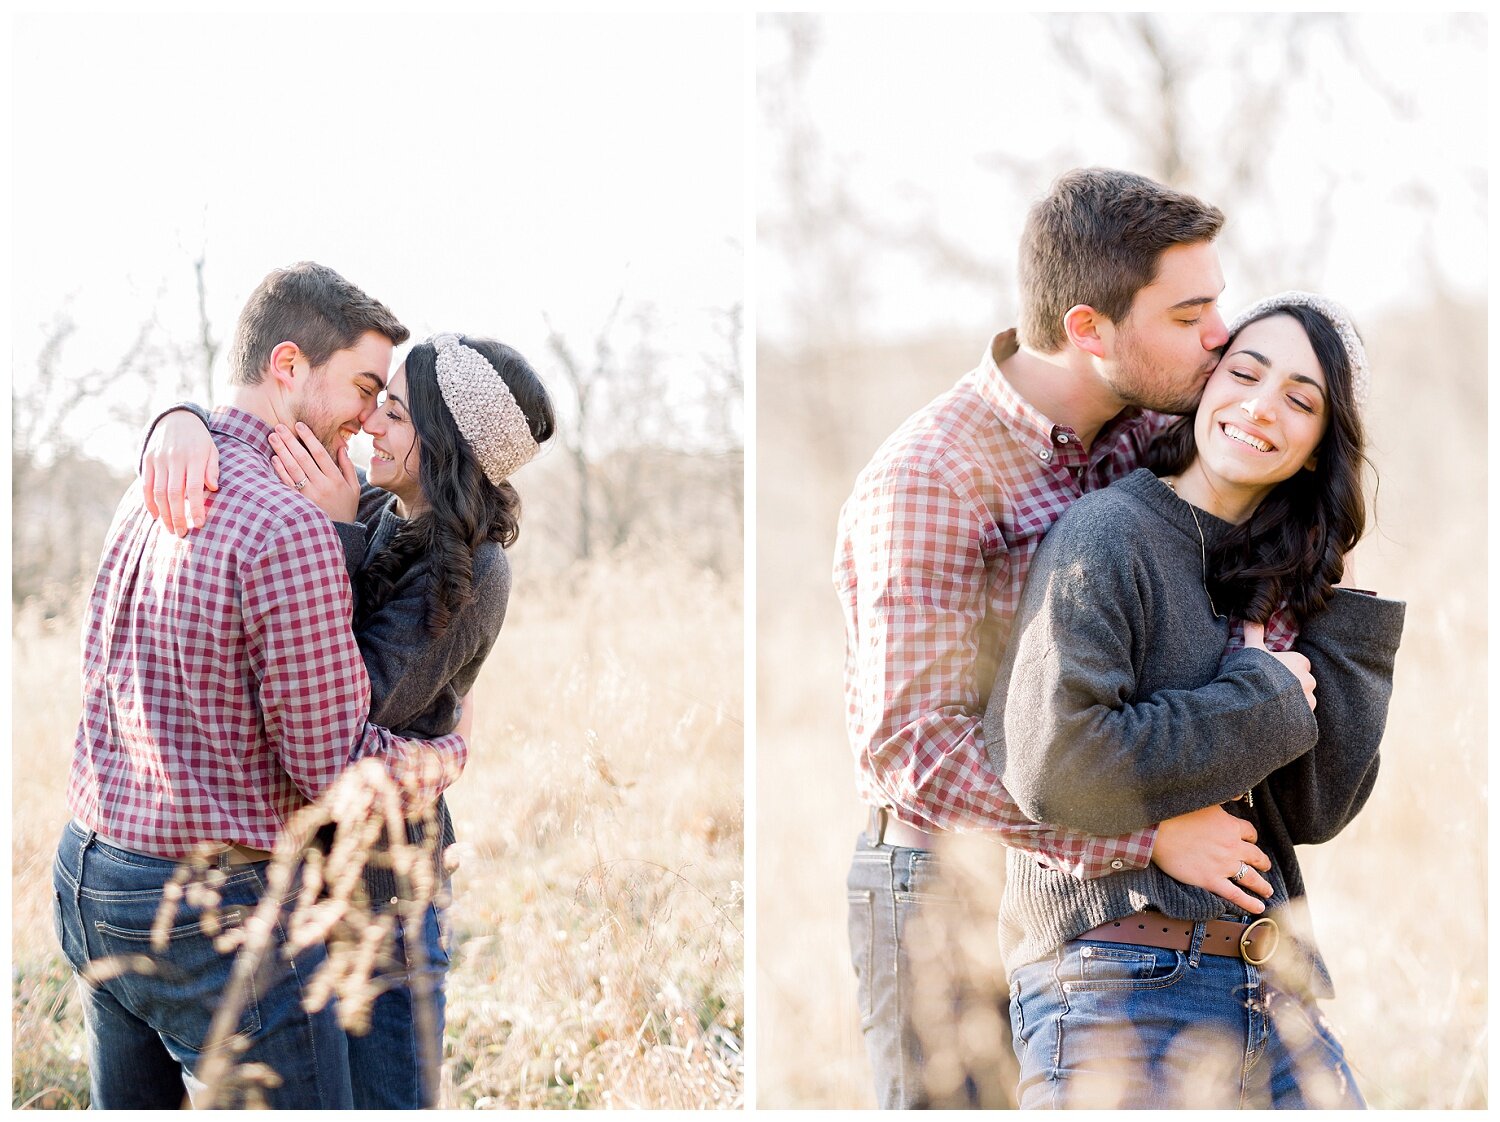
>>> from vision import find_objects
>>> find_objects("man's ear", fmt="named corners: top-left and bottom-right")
top-left (266, 341), bottom-right (302, 388)
top-left (1063, 305), bottom-right (1108, 360)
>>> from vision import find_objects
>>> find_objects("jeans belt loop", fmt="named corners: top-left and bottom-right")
top-left (74, 827), bottom-right (98, 904)
top-left (871, 806), bottom-right (889, 847)
top-left (1187, 919), bottom-right (1208, 968)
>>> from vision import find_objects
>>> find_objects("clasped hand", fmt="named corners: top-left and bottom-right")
top-left (267, 423), bottom-right (361, 524)
top-left (1152, 805), bottom-right (1275, 914)
top-left (141, 410), bottom-right (360, 531)
top-left (1243, 620), bottom-right (1316, 712)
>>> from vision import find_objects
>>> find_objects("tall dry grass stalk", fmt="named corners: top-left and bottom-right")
top-left (12, 548), bottom-right (743, 1109)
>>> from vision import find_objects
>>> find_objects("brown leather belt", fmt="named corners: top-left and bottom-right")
top-left (1078, 912), bottom-right (1280, 965)
top-left (867, 806), bottom-right (940, 851)
top-left (84, 822), bottom-right (273, 867)
top-left (213, 843), bottom-right (275, 866)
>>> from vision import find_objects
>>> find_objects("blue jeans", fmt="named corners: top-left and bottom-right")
top-left (51, 821), bottom-right (353, 1109)
top-left (347, 901), bottom-right (450, 1109)
top-left (1009, 926), bottom-right (1365, 1109)
top-left (846, 833), bottom-right (1014, 1109)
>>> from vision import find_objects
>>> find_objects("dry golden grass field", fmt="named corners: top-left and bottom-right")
top-left (757, 321), bottom-right (1487, 1110)
top-left (12, 550), bottom-right (743, 1109)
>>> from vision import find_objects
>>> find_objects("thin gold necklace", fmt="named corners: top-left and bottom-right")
top-left (1162, 477), bottom-right (1249, 809)
top-left (1162, 477), bottom-right (1224, 620)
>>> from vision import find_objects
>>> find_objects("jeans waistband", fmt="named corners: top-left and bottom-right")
top-left (68, 818), bottom-right (266, 870)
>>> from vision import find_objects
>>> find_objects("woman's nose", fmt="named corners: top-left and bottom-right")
top-left (1239, 395), bottom-right (1273, 422)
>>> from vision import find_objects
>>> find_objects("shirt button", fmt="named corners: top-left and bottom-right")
top-left (1110, 859), bottom-right (1124, 871)
top-left (1039, 449), bottom-right (1052, 462)
top-left (1057, 433), bottom-right (1070, 444)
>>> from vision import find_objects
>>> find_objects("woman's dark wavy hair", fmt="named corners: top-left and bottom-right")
top-left (356, 336), bottom-right (555, 638)
top-left (1147, 304), bottom-right (1369, 627)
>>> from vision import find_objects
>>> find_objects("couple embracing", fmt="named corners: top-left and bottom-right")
top-left (53, 262), bottom-right (554, 1108)
top-left (838, 168), bottom-right (1405, 1109)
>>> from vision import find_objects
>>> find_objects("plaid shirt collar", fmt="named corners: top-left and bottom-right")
top-left (209, 405), bottom-right (276, 461)
top-left (975, 329), bottom-right (1150, 463)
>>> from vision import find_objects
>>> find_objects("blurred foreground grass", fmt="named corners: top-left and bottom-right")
top-left (12, 549), bottom-right (743, 1109)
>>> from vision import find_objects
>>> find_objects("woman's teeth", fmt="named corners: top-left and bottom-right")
top-left (1222, 423), bottom-right (1272, 452)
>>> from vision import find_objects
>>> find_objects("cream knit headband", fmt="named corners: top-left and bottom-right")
top-left (1226, 291), bottom-right (1370, 412)
top-left (431, 333), bottom-right (540, 485)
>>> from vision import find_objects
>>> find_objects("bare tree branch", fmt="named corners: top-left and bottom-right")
top-left (194, 253), bottom-right (219, 401)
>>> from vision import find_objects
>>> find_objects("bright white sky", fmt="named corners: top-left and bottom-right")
top-left (9, 14), bottom-right (1487, 462)
top-left (12, 12), bottom-right (744, 467)
top-left (756, 12), bottom-right (1487, 347)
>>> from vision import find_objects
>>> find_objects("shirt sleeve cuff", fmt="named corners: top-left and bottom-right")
top-left (1126, 824), bottom-right (1158, 872)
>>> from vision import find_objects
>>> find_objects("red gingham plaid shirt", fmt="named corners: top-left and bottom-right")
top-left (68, 407), bottom-right (467, 858)
top-left (835, 331), bottom-right (1299, 878)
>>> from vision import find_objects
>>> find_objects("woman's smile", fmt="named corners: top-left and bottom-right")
top-left (362, 365), bottom-right (424, 511)
top-left (1217, 421), bottom-right (1274, 453)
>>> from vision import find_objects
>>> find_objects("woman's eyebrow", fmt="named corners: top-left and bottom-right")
top-left (1288, 373), bottom-right (1327, 399)
top-left (1230, 349), bottom-right (1327, 398)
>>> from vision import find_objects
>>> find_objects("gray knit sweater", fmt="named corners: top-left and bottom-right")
top-left (333, 484), bottom-right (511, 907)
top-left (984, 468), bottom-right (1404, 996)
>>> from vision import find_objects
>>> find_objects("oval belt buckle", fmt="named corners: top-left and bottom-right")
top-left (1240, 916), bottom-right (1280, 965)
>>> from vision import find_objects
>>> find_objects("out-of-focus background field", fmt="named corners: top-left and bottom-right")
top-left (756, 13), bottom-right (1486, 1109)
top-left (12, 15), bottom-right (743, 1109)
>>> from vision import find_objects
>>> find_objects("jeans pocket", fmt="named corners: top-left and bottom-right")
top-left (1267, 989), bottom-right (1362, 1104)
top-left (90, 894), bottom-right (263, 1051)
top-left (426, 906), bottom-right (452, 971)
top-left (52, 888), bottom-right (78, 972)
top-left (1062, 943), bottom-right (1186, 989)
top-left (847, 889), bottom-right (876, 1030)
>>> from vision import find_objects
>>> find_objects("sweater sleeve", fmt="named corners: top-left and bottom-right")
top-left (328, 480), bottom-right (386, 579)
top-left (137, 401), bottom-right (213, 474)
top-left (986, 514), bottom-right (1319, 837)
top-left (359, 546), bottom-right (512, 735)
top-left (1261, 589), bottom-right (1405, 844)
top-left (331, 522), bottom-right (367, 578)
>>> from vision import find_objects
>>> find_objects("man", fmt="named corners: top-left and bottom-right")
top-left (835, 169), bottom-right (1285, 1108)
top-left (52, 262), bottom-right (466, 1109)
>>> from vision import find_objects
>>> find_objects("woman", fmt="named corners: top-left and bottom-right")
top-left (141, 332), bottom-right (555, 1109)
top-left (982, 292), bottom-right (1404, 1109)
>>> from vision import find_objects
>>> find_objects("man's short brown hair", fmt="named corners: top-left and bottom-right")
top-left (1018, 168), bottom-right (1225, 353)
top-left (228, 262), bottom-right (410, 385)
